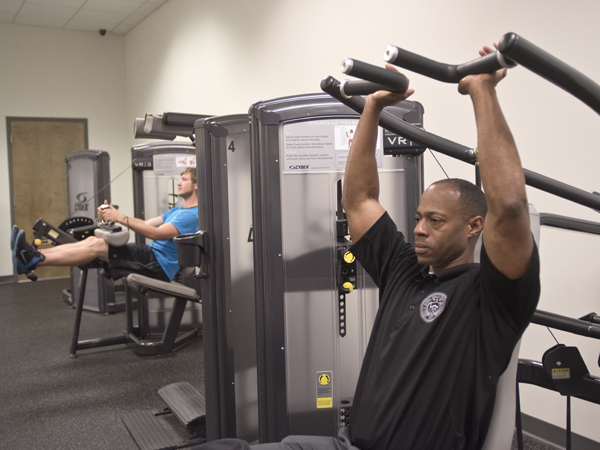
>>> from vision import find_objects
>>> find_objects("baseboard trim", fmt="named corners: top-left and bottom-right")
top-left (0, 275), bottom-right (15, 284)
top-left (521, 413), bottom-right (600, 449)
top-left (0, 275), bottom-right (70, 285)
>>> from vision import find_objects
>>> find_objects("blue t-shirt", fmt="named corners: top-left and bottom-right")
top-left (149, 206), bottom-right (199, 280)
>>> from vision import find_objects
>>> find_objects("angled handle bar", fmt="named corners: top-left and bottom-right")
top-left (320, 75), bottom-right (600, 212)
top-left (341, 58), bottom-right (409, 95)
top-left (385, 33), bottom-right (600, 115)
top-left (498, 32), bottom-right (600, 116)
top-left (384, 47), bottom-right (516, 83)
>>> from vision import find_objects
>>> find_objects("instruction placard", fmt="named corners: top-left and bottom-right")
top-left (153, 153), bottom-right (196, 176)
top-left (282, 120), bottom-right (383, 173)
top-left (316, 371), bottom-right (333, 409)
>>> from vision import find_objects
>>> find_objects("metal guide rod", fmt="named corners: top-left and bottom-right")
top-left (540, 213), bottom-right (600, 236)
top-left (320, 75), bottom-right (600, 212)
top-left (533, 310), bottom-right (600, 340)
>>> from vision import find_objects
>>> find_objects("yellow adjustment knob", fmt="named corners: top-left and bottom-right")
top-left (34, 239), bottom-right (41, 246)
top-left (343, 282), bottom-right (354, 293)
top-left (343, 251), bottom-right (355, 264)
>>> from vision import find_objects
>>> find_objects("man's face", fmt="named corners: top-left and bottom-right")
top-left (413, 184), bottom-right (473, 273)
top-left (177, 173), bottom-right (196, 198)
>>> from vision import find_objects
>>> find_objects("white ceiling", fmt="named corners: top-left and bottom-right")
top-left (0, 0), bottom-right (169, 35)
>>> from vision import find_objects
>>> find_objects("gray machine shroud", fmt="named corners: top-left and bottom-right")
top-left (64, 150), bottom-right (117, 313)
top-left (194, 114), bottom-right (258, 442)
top-left (250, 93), bottom-right (424, 442)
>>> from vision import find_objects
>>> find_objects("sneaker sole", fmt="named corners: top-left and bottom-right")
top-left (10, 225), bottom-right (19, 251)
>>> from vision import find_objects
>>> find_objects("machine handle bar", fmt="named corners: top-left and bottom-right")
top-left (320, 75), bottom-right (600, 212)
top-left (384, 47), bottom-right (516, 83)
top-left (498, 32), bottom-right (600, 116)
top-left (340, 79), bottom-right (406, 99)
top-left (341, 58), bottom-right (409, 94)
top-left (385, 32), bottom-right (600, 115)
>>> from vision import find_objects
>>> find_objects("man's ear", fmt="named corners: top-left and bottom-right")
top-left (467, 216), bottom-right (484, 238)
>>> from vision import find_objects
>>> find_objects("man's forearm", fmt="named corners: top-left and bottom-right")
top-left (340, 77), bottom-right (413, 243)
top-left (114, 214), bottom-right (162, 241)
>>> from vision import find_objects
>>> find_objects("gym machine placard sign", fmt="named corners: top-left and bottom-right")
top-left (152, 153), bottom-right (196, 176)
top-left (282, 119), bottom-right (383, 172)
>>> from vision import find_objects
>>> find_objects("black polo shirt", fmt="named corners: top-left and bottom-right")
top-left (348, 212), bottom-right (540, 450)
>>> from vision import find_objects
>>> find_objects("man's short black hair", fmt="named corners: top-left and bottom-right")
top-left (431, 178), bottom-right (487, 220)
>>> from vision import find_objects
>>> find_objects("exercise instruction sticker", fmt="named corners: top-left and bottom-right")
top-left (316, 371), bottom-right (333, 409)
top-left (153, 153), bottom-right (196, 176)
top-left (282, 120), bottom-right (383, 173)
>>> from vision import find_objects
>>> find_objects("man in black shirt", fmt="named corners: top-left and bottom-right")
top-left (197, 44), bottom-right (540, 450)
top-left (342, 44), bottom-right (540, 449)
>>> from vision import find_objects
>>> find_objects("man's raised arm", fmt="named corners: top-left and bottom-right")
top-left (342, 69), bottom-right (414, 243)
top-left (459, 45), bottom-right (534, 279)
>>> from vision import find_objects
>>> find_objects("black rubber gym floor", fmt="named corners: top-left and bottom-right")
top-left (0, 278), bottom-right (562, 450)
top-left (0, 278), bottom-right (204, 450)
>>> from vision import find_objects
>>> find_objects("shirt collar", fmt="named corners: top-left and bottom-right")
top-left (420, 263), bottom-right (479, 282)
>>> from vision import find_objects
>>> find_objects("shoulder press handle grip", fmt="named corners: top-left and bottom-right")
top-left (341, 58), bottom-right (409, 95)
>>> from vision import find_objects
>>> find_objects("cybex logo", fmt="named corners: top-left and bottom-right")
top-left (74, 192), bottom-right (88, 211)
top-left (289, 165), bottom-right (309, 170)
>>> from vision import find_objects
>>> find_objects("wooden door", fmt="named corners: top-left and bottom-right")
top-left (8, 118), bottom-right (88, 281)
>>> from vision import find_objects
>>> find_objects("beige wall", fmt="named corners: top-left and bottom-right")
top-left (2, 0), bottom-right (600, 442)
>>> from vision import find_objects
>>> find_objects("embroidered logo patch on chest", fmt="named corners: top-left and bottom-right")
top-left (420, 292), bottom-right (448, 323)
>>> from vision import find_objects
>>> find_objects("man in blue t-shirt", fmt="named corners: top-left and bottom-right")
top-left (13, 168), bottom-right (199, 282)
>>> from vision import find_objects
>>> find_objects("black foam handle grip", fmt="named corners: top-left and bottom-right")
top-left (340, 79), bottom-right (405, 98)
top-left (384, 46), bottom-right (515, 83)
top-left (499, 32), bottom-right (600, 115)
top-left (341, 58), bottom-right (409, 93)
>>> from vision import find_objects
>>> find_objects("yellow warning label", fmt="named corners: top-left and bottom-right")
top-left (316, 371), bottom-right (333, 409)
top-left (319, 374), bottom-right (331, 385)
top-left (317, 398), bottom-right (333, 409)
top-left (343, 251), bottom-right (355, 263)
top-left (552, 368), bottom-right (571, 380)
